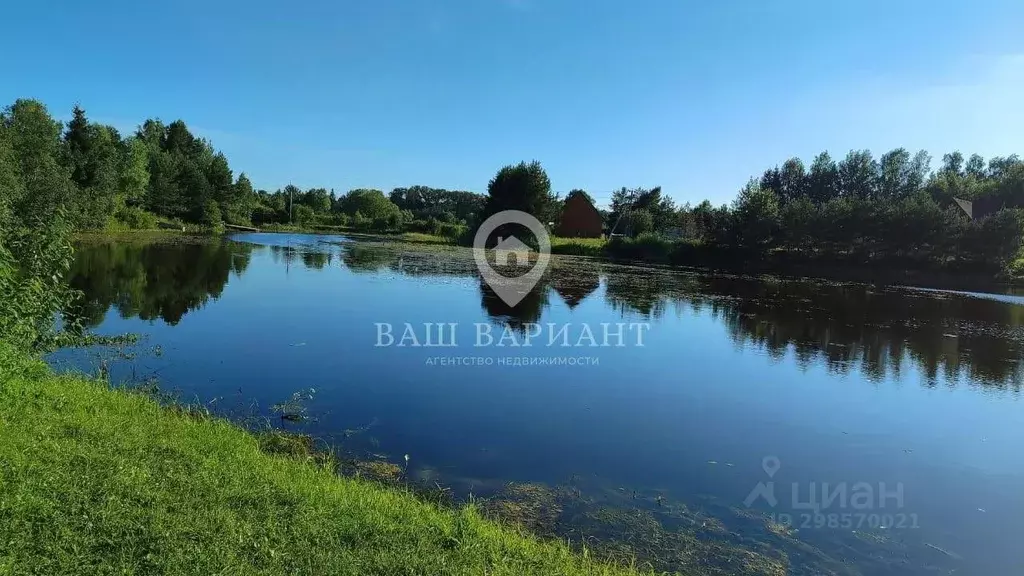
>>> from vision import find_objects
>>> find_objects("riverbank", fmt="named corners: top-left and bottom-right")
top-left (551, 236), bottom-right (1024, 286)
top-left (0, 342), bottom-right (639, 576)
top-left (76, 226), bottom-right (1023, 287)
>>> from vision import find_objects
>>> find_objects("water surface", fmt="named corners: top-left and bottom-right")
top-left (54, 232), bottom-right (1024, 575)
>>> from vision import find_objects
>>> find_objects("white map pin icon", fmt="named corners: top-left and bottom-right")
top-left (762, 456), bottom-right (781, 478)
top-left (473, 210), bottom-right (551, 308)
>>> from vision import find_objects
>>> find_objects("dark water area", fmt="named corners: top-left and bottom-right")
top-left (52, 232), bottom-right (1024, 575)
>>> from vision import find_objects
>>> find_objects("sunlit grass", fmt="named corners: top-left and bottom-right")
top-left (398, 232), bottom-right (452, 244)
top-left (0, 343), bottom-right (642, 576)
top-left (550, 236), bottom-right (607, 256)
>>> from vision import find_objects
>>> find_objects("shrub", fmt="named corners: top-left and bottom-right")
top-left (351, 211), bottom-right (371, 231)
top-left (251, 204), bottom-right (279, 226)
top-left (292, 205), bottom-right (315, 226)
top-left (436, 222), bottom-right (467, 241)
top-left (606, 233), bottom-right (672, 261)
top-left (200, 200), bottom-right (221, 227)
top-left (113, 206), bottom-right (158, 230)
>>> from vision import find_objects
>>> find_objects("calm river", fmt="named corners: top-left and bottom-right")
top-left (53, 232), bottom-right (1024, 575)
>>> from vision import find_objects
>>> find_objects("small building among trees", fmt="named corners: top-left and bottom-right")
top-left (556, 190), bottom-right (604, 238)
top-left (952, 196), bottom-right (1004, 220)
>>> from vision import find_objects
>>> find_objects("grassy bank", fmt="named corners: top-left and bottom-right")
top-left (0, 343), bottom-right (639, 576)
top-left (257, 222), bottom-right (453, 244)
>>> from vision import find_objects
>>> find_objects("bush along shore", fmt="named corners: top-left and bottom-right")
top-left (551, 235), bottom-right (1024, 285)
top-left (0, 342), bottom-right (644, 576)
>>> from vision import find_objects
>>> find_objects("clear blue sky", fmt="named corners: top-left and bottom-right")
top-left (3, 0), bottom-right (1023, 208)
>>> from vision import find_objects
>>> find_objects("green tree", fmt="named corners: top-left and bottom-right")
top-left (838, 150), bottom-right (878, 200)
top-left (608, 186), bottom-right (673, 234)
top-left (0, 100), bottom-right (76, 349)
top-left (624, 209), bottom-right (654, 236)
top-left (807, 152), bottom-right (840, 204)
top-left (941, 151), bottom-right (965, 176)
top-left (62, 107), bottom-right (123, 229)
top-left (145, 149), bottom-right (183, 217)
top-left (780, 196), bottom-right (818, 250)
top-left (302, 187), bottom-right (332, 213)
top-left (206, 152), bottom-right (233, 218)
top-left (337, 189), bottom-right (401, 221)
top-left (119, 136), bottom-right (150, 207)
top-left (225, 173), bottom-right (255, 225)
top-left (731, 180), bottom-right (780, 249)
top-left (178, 159), bottom-right (213, 223)
top-left (483, 161), bottom-right (556, 223)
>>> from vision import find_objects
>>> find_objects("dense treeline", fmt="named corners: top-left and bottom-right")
top-left (0, 99), bottom-right (492, 238)
top-left (4, 97), bottom-right (1024, 292)
top-left (625, 151), bottom-right (1024, 273)
top-left (0, 99), bottom-right (257, 234)
top-left (252, 185), bottom-right (485, 238)
top-left (699, 150), bottom-right (1024, 267)
top-left (474, 154), bottom-right (1024, 276)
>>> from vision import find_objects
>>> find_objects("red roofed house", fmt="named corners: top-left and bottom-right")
top-left (556, 193), bottom-right (603, 238)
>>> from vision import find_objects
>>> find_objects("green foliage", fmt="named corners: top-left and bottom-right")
top-left (390, 186), bottom-right (486, 224)
top-left (670, 148), bottom-right (1024, 274)
top-left (223, 173), bottom-right (256, 225)
top-left (0, 100), bottom-right (78, 350)
top-left (300, 187), bottom-right (332, 213)
top-left (351, 211), bottom-right (371, 230)
top-left (483, 161), bottom-right (557, 223)
top-left (336, 188), bottom-right (402, 224)
top-left (119, 136), bottom-right (150, 206)
top-left (0, 343), bottom-right (638, 576)
top-left (200, 199), bottom-right (222, 229)
top-left (5, 95), bottom-right (1024, 277)
top-left (609, 186), bottom-right (675, 235)
top-left (292, 204), bottom-right (316, 226)
top-left (623, 209), bottom-right (654, 236)
top-left (605, 234), bottom-right (674, 261)
top-left (731, 181), bottom-right (780, 249)
top-left (63, 108), bottom-right (124, 229)
top-left (549, 236), bottom-right (606, 257)
top-left (112, 206), bottom-right (159, 230)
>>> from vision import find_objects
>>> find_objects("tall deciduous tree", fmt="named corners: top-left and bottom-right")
top-left (119, 136), bottom-right (150, 207)
top-left (807, 152), bottom-right (840, 203)
top-left (838, 150), bottom-right (878, 200)
top-left (731, 180), bottom-right (780, 249)
top-left (483, 161), bottom-right (556, 223)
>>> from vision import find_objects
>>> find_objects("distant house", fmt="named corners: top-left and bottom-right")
top-left (953, 196), bottom-right (1004, 220)
top-left (494, 236), bottom-right (531, 266)
top-left (556, 193), bottom-right (604, 238)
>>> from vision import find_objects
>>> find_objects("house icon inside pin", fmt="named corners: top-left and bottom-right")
top-left (494, 236), bottom-right (531, 266)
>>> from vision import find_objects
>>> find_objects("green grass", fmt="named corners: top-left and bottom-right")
top-left (550, 237), bottom-right (607, 257)
top-left (397, 232), bottom-right (451, 244)
top-left (0, 343), bottom-right (641, 576)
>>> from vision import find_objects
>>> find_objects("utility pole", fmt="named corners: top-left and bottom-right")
top-left (289, 182), bottom-right (293, 224)
top-left (608, 189), bottom-right (639, 237)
